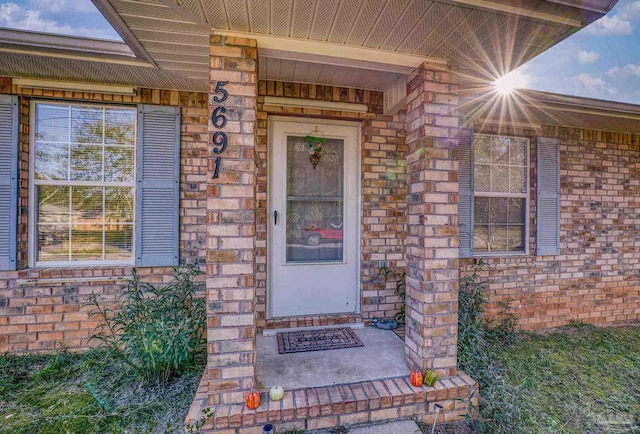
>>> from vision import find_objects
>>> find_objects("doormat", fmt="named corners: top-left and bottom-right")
top-left (277, 327), bottom-right (364, 354)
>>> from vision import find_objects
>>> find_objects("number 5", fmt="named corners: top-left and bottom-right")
top-left (212, 81), bottom-right (228, 103)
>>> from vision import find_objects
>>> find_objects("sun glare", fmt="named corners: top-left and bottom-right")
top-left (493, 70), bottom-right (528, 95)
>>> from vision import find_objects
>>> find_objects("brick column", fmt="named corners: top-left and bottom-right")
top-left (207, 35), bottom-right (258, 405)
top-left (404, 62), bottom-right (460, 378)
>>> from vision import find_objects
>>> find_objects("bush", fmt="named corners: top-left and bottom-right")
top-left (90, 263), bottom-right (206, 385)
top-left (457, 259), bottom-right (523, 433)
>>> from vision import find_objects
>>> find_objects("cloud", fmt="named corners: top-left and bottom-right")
top-left (607, 64), bottom-right (640, 79)
top-left (576, 49), bottom-right (599, 64)
top-left (571, 73), bottom-right (619, 98)
top-left (618, 0), bottom-right (640, 20)
top-left (0, 2), bottom-right (117, 39)
top-left (581, 15), bottom-right (633, 36)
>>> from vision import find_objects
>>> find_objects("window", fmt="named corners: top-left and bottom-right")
top-left (31, 102), bottom-right (135, 265)
top-left (473, 134), bottom-right (529, 254)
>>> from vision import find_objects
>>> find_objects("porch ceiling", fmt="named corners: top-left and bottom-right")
top-left (0, 0), bottom-right (616, 95)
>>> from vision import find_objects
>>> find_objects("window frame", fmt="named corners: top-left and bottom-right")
top-left (28, 100), bottom-right (137, 268)
top-left (472, 133), bottom-right (530, 257)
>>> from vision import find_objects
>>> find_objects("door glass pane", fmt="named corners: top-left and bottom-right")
top-left (286, 135), bottom-right (344, 262)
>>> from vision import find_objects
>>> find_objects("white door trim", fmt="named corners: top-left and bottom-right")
top-left (267, 116), bottom-right (361, 319)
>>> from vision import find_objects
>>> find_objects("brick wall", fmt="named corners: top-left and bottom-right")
top-left (254, 81), bottom-right (408, 331)
top-left (462, 123), bottom-right (640, 330)
top-left (0, 78), bottom-right (209, 353)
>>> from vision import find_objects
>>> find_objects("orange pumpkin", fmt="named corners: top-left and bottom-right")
top-left (245, 390), bottom-right (260, 410)
top-left (409, 369), bottom-right (423, 387)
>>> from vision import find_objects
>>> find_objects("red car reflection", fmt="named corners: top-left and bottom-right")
top-left (305, 223), bottom-right (343, 245)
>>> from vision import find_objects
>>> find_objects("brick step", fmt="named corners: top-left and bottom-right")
top-left (186, 372), bottom-right (478, 434)
top-left (264, 313), bottom-right (363, 331)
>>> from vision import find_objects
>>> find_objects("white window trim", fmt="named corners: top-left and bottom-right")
top-left (473, 133), bottom-right (530, 257)
top-left (28, 100), bottom-right (136, 268)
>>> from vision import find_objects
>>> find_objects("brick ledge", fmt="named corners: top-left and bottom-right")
top-left (185, 371), bottom-right (477, 433)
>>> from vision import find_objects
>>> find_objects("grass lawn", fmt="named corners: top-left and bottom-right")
top-left (0, 349), bottom-right (204, 434)
top-left (472, 323), bottom-right (640, 433)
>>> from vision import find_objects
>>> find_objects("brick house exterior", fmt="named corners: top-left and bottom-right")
top-left (1, 0), bottom-right (636, 431)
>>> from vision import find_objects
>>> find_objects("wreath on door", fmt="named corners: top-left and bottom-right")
top-left (305, 127), bottom-right (327, 169)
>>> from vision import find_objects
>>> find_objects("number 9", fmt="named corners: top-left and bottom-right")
top-left (212, 131), bottom-right (227, 154)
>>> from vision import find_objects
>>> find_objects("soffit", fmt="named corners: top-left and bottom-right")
top-left (101, 0), bottom-right (606, 88)
top-left (463, 89), bottom-right (640, 134)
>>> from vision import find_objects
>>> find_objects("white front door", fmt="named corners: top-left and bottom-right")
top-left (269, 117), bottom-right (360, 317)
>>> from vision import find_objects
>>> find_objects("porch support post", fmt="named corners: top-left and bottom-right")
top-left (404, 62), bottom-right (461, 378)
top-left (206, 35), bottom-right (258, 405)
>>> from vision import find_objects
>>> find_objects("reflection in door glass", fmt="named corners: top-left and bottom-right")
top-left (286, 136), bottom-right (344, 262)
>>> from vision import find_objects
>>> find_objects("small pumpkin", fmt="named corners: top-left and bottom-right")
top-left (245, 390), bottom-right (260, 410)
top-left (409, 369), bottom-right (423, 387)
top-left (269, 385), bottom-right (284, 401)
top-left (423, 369), bottom-right (438, 387)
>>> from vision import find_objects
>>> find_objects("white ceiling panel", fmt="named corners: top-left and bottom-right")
top-left (226, 0), bottom-right (250, 29)
top-left (248, 0), bottom-right (270, 33)
top-left (327, 0), bottom-right (364, 44)
top-left (201, 0), bottom-right (230, 29)
top-left (271, 0), bottom-right (293, 37)
top-left (290, 0), bottom-right (315, 39)
top-left (308, 0), bottom-right (340, 41)
top-left (345, 0), bottom-right (387, 47)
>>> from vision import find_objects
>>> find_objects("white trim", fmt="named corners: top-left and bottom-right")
top-left (264, 96), bottom-right (368, 113)
top-left (449, 0), bottom-right (582, 26)
top-left (14, 78), bottom-right (136, 95)
top-left (28, 100), bottom-right (136, 268)
top-left (215, 31), bottom-right (445, 70)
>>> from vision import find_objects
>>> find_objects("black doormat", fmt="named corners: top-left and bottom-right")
top-left (277, 327), bottom-right (364, 354)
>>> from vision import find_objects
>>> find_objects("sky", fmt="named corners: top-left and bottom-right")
top-left (1, 0), bottom-right (640, 104)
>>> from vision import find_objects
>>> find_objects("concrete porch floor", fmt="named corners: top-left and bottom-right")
top-left (256, 327), bottom-right (408, 391)
top-left (185, 325), bottom-right (478, 433)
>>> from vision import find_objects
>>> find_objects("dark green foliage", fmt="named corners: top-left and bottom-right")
top-left (90, 263), bottom-right (206, 385)
top-left (379, 266), bottom-right (406, 322)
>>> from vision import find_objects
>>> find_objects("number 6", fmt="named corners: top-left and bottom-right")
top-left (211, 106), bottom-right (227, 129)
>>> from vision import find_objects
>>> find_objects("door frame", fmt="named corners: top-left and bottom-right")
top-left (267, 116), bottom-right (362, 319)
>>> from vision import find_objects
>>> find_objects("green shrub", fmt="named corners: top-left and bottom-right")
top-left (90, 263), bottom-right (206, 385)
top-left (457, 259), bottom-right (523, 433)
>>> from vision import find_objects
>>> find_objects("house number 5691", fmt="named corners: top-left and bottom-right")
top-left (211, 81), bottom-right (228, 179)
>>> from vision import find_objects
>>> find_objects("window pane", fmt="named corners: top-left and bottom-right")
top-left (106, 109), bottom-right (135, 145)
top-left (491, 197), bottom-right (508, 224)
top-left (70, 144), bottom-right (102, 181)
top-left (35, 142), bottom-right (68, 180)
top-left (474, 225), bottom-right (489, 252)
top-left (508, 198), bottom-right (526, 223)
top-left (492, 165), bottom-right (509, 192)
top-left (104, 146), bottom-right (134, 182)
top-left (474, 137), bottom-right (490, 163)
top-left (72, 187), bottom-right (103, 224)
top-left (474, 164), bottom-right (490, 192)
top-left (37, 224), bottom-right (69, 261)
top-left (286, 200), bottom-right (343, 262)
top-left (106, 224), bottom-right (133, 260)
top-left (509, 166), bottom-right (527, 193)
top-left (287, 136), bottom-right (344, 198)
top-left (106, 187), bottom-right (134, 223)
top-left (491, 138), bottom-right (509, 164)
top-left (38, 186), bottom-right (69, 223)
top-left (71, 107), bottom-right (103, 144)
top-left (508, 226), bottom-right (525, 251)
top-left (510, 140), bottom-right (526, 166)
top-left (475, 197), bottom-right (489, 224)
top-left (473, 197), bottom-right (526, 253)
top-left (71, 224), bottom-right (103, 260)
top-left (36, 105), bottom-right (69, 142)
